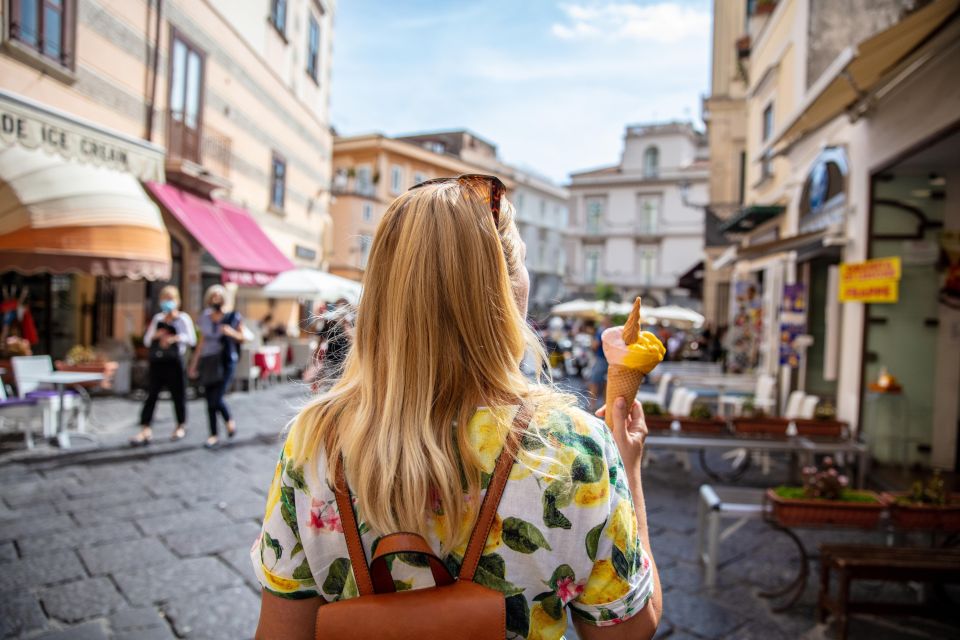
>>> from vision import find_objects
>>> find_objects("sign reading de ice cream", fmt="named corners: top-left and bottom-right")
top-left (839, 257), bottom-right (902, 303)
top-left (0, 89), bottom-right (163, 182)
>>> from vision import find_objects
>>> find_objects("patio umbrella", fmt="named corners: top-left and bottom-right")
top-left (550, 299), bottom-right (657, 318)
top-left (645, 305), bottom-right (705, 329)
top-left (262, 269), bottom-right (362, 303)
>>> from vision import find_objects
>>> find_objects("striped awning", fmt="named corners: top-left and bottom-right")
top-left (0, 145), bottom-right (171, 280)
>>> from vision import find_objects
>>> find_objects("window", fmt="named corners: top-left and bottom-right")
top-left (585, 249), bottom-right (601, 284)
top-left (413, 172), bottom-right (427, 186)
top-left (638, 246), bottom-right (658, 285)
top-left (362, 203), bottom-right (373, 222)
top-left (7, 0), bottom-right (76, 70)
top-left (515, 193), bottom-right (525, 215)
top-left (637, 196), bottom-right (659, 234)
top-left (762, 102), bottom-right (774, 142)
top-left (358, 235), bottom-right (373, 269)
top-left (355, 166), bottom-right (373, 195)
top-left (643, 146), bottom-right (659, 178)
top-left (540, 200), bottom-right (547, 218)
top-left (390, 165), bottom-right (403, 194)
top-left (270, 0), bottom-right (287, 38)
top-left (585, 197), bottom-right (605, 233)
top-left (306, 13), bottom-right (320, 82)
top-left (760, 150), bottom-right (773, 182)
top-left (167, 30), bottom-right (205, 163)
top-left (270, 153), bottom-right (286, 210)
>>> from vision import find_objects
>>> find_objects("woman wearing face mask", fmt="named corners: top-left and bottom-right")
top-left (131, 286), bottom-right (196, 445)
top-left (189, 285), bottom-right (246, 448)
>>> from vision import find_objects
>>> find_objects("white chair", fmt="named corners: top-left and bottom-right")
top-left (719, 373), bottom-right (776, 417)
top-left (233, 346), bottom-right (262, 392)
top-left (799, 395), bottom-right (820, 419)
top-left (783, 390), bottom-right (806, 419)
top-left (11, 355), bottom-right (86, 438)
top-left (636, 373), bottom-right (673, 410)
top-left (0, 382), bottom-right (42, 448)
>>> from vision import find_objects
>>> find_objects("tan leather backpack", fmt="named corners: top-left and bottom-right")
top-left (315, 404), bottom-right (533, 640)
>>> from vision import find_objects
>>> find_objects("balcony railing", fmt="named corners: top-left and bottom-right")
top-left (166, 110), bottom-right (231, 178)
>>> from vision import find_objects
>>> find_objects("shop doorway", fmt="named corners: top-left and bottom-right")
top-left (863, 126), bottom-right (960, 470)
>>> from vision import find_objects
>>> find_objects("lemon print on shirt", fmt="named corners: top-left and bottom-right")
top-left (528, 603), bottom-right (567, 640)
top-left (606, 500), bottom-right (638, 552)
top-left (580, 559), bottom-right (631, 605)
top-left (574, 479), bottom-right (609, 507)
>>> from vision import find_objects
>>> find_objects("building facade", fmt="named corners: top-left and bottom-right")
top-left (0, 0), bottom-right (335, 357)
top-left (566, 122), bottom-right (709, 307)
top-left (709, 0), bottom-right (960, 469)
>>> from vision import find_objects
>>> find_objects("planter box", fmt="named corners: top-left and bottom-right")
top-left (678, 417), bottom-right (727, 435)
top-left (767, 488), bottom-right (885, 528)
top-left (732, 418), bottom-right (847, 439)
top-left (54, 361), bottom-right (118, 389)
top-left (794, 419), bottom-right (847, 439)
top-left (882, 492), bottom-right (960, 532)
top-left (645, 415), bottom-right (673, 431)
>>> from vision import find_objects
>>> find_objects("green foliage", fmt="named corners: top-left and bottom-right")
top-left (642, 402), bottom-right (664, 416)
top-left (689, 403), bottom-right (713, 420)
top-left (903, 469), bottom-right (949, 506)
top-left (595, 282), bottom-right (618, 303)
top-left (773, 485), bottom-right (880, 504)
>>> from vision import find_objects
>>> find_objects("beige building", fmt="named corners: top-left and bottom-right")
top-left (0, 0), bottom-right (335, 356)
top-left (566, 122), bottom-right (709, 307)
top-left (713, 0), bottom-right (960, 469)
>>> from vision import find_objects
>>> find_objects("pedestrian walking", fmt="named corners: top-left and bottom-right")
top-left (251, 175), bottom-right (661, 640)
top-left (131, 286), bottom-right (195, 445)
top-left (189, 285), bottom-right (246, 448)
top-left (588, 316), bottom-right (611, 410)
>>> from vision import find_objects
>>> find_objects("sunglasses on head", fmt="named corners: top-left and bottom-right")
top-left (408, 173), bottom-right (506, 227)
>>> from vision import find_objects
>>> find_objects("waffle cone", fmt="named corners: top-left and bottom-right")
top-left (605, 364), bottom-right (645, 428)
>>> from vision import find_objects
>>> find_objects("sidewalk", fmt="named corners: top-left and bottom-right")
top-left (2, 382), bottom-right (958, 639)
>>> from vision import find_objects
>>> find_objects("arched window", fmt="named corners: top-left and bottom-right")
top-left (643, 146), bottom-right (659, 177)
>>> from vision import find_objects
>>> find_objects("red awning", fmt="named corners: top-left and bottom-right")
top-left (147, 182), bottom-right (294, 285)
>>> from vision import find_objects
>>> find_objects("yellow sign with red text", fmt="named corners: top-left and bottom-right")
top-left (839, 257), bottom-right (901, 303)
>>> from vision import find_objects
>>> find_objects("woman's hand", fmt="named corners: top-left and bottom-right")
top-left (595, 397), bottom-right (648, 471)
top-left (188, 362), bottom-right (198, 379)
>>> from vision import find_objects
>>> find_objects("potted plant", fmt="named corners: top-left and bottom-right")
top-left (768, 458), bottom-right (884, 528)
top-left (678, 403), bottom-right (727, 435)
top-left (882, 470), bottom-right (960, 531)
top-left (55, 345), bottom-right (118, 389)
top-left (642, 402), bottom-right (672, 431)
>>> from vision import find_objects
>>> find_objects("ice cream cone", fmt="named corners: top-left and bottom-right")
top-left (605, 364), bottom-right (645, 428)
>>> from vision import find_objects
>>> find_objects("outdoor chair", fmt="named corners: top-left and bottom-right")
top-left (11, 355), bottom-right (87, 438)
top-left (290, 339), bottom-right (319, 378)
top-left (637, 373), bottom-right (673, 409)
top-left (233, 346), bottom-right (262, 392)
top-left (719, 373), bottom-right (776, 417)
top-left (783, 390), bottom-right (806, 419)
top-left (0, 381), bottom-right (42, 448)
top-left (800, 395), bottom-right (820, 419)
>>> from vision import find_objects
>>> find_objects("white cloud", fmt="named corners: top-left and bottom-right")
top-left (551, 1), bottom-right (711, 43)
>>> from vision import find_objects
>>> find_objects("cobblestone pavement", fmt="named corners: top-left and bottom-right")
top-left (1, 381), bottom-right (958, 639)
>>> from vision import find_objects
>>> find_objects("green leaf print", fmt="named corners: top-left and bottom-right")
top-left (291, 541), bottom-right (303, 558)
top-left (263, 531), bottom-right (283, 565)
top-left (543, 500), bottom-right (572, 530)
top-left (393, 579), bottom-right (413, 591)
top-left (571, 454), bottom-right (604, 483)
top-left (285, 459), bottom-right (307, 491)
top-left (532, 591), bottom-right (554, 602)
top-left (342, 568), bottom-right (359, 599)
top-left (545, 477), bottom-right (573, 509)
top-left (542, 482), bottom-right (573, 530)
top-left (586, 519), bottom-right (605, 562)
top-left (480, 470), bottom-right (492, 491)
top-left (541, 593), bottom-right (563, 620)
top-left (612, 545), bottom-right (631, 582)
top-left (279, 486), bottom-right (299, 535)
top-left (548, 564), bottom-right (575, 590)
top-left (571, 608), bottom-right (597, 622)
top-left (599, 608), bottom-right (619, 622)
top-left (397, 552), bottom-right (430, 568)
top-left (322, 557), bottom-right (350, 595)
top-left (478, 553), bottom-right (505, 578)
top-left (505, 593), bottom-right (530, 637)
top-left (502, 517), bottom-right (552, 554)
top-left (292, 557), bottom-right (315, 585)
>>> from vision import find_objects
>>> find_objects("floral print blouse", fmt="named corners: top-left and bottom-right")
top-left (251, 405), bottom-right (653, 639)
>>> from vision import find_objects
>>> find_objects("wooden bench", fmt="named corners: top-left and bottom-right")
top-left (818, 544), bottom-right (960, 639)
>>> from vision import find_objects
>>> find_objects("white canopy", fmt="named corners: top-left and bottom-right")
top-left (644, 305), bottom-right (705, 329)
top-left (262, 268), bottom-right (361, 303)
top-left (550, 299), bottom-right (657, 319)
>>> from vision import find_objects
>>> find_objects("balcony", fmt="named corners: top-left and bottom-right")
top-left (165, 111), bottom-right (231, 196)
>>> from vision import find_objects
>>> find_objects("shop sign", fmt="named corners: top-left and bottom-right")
top-left (779, 284), bottom-right (806, 367)
top-left (799, 147), bottom-right (848, 234)
top-left (838, 257), bottom-right (901, 303)
top-left (0, 89), bottom-right (163, 182)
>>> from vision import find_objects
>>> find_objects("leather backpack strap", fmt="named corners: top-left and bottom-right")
top-left (459, 402), bottom-right (533, 582)
top-left (334, 457), bottom-right (376, 596)
top-left (369, 532), bottom-right (455, 593)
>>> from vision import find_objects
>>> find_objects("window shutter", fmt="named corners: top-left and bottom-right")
top-left (62, 0), bottom-right (77, 70)
top-left (9, 0), bottom-right (23, 39)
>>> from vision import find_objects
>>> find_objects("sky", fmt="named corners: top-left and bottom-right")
top-left (330, 0), bottom-right (713, 184)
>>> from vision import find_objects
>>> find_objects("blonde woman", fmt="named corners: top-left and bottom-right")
top-left (131, 286), bottom-right (196, 445)
top-left (189, 285), bottom-right (246, 448)
top-left (252, 176), bottom-right (662, 640)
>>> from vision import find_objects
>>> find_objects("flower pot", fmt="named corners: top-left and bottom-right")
top-left (645, 415), bottom-right (673, 431)
top-left (882, 492), bottom-right (960, 532)
top-left (54, 361), bottom-right (118, 389)
top-left (794, 419), bottom-right (847, 439)
top-left (732, 417), bottom-right (790, 436)
top-left (678, 417), bottom-right (727, 435)
top-left (767, 488), bottom-right (885, 528)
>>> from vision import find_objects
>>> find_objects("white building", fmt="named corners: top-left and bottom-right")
top-left (507, 169), bottom-right (569, 314)
top-left (566, 122), bottom-right (709, 306)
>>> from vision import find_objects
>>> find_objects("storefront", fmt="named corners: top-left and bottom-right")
top-left (0, 89), bottom-right (170, 360)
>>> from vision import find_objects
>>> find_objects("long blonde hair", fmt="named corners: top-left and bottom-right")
top-left (289, 181), bottom-right (568, 550)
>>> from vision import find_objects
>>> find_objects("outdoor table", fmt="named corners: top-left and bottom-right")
top-left (254, 346), bottom-right (283, 379)
top-left (645, 433), bottom-right (870, 488)
top-left (33, 371), bottom-right (103, 448)
top-left (697, 485), bottom-right (767, 587)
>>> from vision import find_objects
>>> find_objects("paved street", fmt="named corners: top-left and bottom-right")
top-left (2, 381), bottom-right (958, 639)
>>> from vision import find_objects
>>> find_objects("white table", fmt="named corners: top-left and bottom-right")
top-left (33, 372), bottom-right (104, 448)
top-left (697, 485), bottom-right (767, 587)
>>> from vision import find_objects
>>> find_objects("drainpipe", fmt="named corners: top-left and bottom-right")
top-left (144, 0), bottom-right (164, 141)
